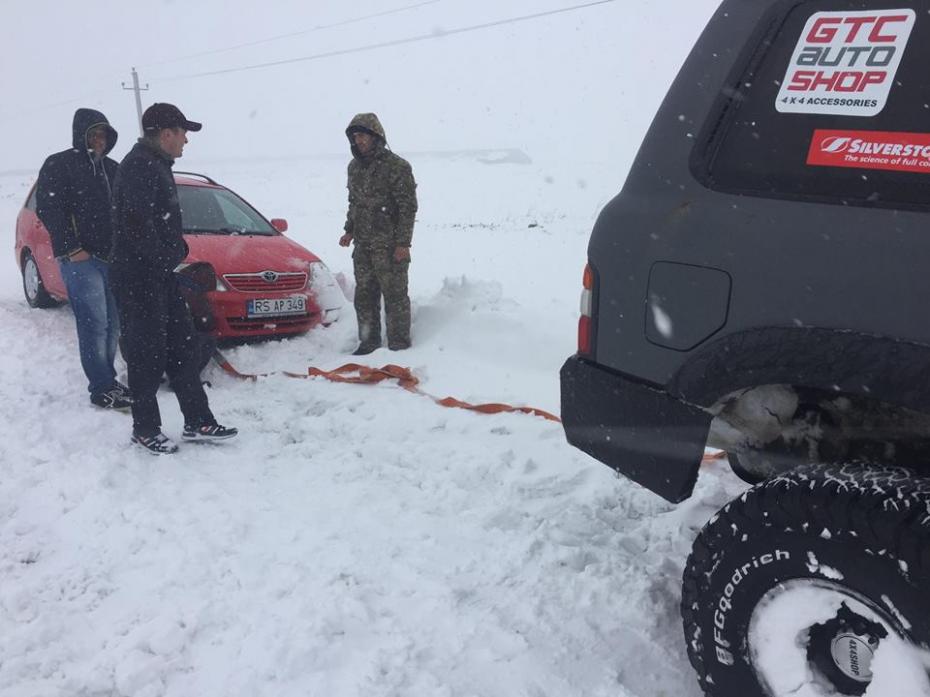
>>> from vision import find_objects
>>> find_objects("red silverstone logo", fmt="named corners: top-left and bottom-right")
top-left (807, 129), bottom-right (930, 173)
top-left (776, 10), bottom-right (915, 117)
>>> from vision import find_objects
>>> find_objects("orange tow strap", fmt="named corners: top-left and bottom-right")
top-left (212, 351), bottom-right (561, 422)
top-left (211, 350), bottom-right (729, 463)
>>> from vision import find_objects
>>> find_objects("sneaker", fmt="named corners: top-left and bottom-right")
top-left (182, 423), bottom-right (238, 441)
top-left (351, 343), bottom-right (380, 356)
top-left (91, 386), bottom-right (133, 410)
top-left (131, 431), bottom-right (179, 455)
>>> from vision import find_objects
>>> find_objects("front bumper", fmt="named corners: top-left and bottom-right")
top-left (560, 355), bottom-right (713, 503)
top-left (207, 292), bottom-right (331, 339)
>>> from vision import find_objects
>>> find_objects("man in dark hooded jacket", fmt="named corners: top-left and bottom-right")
top-left (110, 103), bottom-right (237, 455)
top-left (36, 108), bottom-right (131, 410)
top-left (339, 113), bottom-right (418, 355)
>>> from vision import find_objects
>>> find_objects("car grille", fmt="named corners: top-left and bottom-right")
top-left (226, 312), bottom-right (319, 331)
top-left (223, 272), bottom-right (307, 292)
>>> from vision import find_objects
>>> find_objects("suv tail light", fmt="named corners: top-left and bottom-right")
top-left (578, 263), bottom-right (596, 356)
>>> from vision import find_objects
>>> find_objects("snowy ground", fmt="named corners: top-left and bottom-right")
top-left (6, 2), bottom-right (930, 693)
top-left (0, 155), bottom-right (751, 697)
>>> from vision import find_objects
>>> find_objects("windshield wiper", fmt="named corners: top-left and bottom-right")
top-left (184, 227), bottom-right (272, 236)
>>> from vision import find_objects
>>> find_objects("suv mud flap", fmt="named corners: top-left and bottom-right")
top-left (560, 356), bottom-right (713, 502)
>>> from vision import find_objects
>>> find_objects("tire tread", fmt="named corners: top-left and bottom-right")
top-left (681, 463), bottom-right (930, 696)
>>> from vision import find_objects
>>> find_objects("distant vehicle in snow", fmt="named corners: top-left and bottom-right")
top-left (560, 1), bottom-right (930, 695)
top-left (16, 171), bottom-right (343, 340)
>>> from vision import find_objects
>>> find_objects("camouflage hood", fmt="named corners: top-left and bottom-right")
top-left (346, 113), bottom-right (387, 159)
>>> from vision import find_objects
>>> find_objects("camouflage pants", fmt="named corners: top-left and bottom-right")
top-left (352, 244), bottom-right (411, 348)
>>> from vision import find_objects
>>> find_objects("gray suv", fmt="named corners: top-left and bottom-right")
top-left (561, 1), bottom-right (930, 694)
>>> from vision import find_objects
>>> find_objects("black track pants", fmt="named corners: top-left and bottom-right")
top-left (112, 273), bottom-right (215, 436)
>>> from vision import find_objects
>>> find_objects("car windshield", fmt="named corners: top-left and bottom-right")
top-left (178, 184), bottom-right (276, 235)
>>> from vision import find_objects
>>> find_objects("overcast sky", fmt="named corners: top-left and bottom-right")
top-left (1, 0), bottom-right (720, 171)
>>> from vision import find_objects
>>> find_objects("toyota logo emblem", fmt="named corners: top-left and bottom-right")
top-left (261, 271), bottom-right (278, 283)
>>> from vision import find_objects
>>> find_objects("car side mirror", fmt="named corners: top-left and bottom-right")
top-left (271, 218), bottom-right (288, 233)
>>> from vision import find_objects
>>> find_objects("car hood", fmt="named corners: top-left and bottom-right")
top-left (183, 233), bottom-right (320, 274)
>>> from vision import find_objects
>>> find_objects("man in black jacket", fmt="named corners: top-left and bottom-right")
top-left (110, 103), bottom-right (237, 455)
top-left (36, 108), bottom-right (131, 410)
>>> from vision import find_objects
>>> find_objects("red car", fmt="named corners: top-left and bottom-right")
top-left (15, 172), bottom-right (343, 339)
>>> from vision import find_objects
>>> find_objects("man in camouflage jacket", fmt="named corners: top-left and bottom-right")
top-left (339, 113), bottom-right (418, 355)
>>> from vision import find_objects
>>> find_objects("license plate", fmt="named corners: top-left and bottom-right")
top-left (247, 296), bottom-right (307, 317)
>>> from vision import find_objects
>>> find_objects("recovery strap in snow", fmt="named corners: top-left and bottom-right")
top-left (210, 349), bottom-right (727, 464)
top-left (212, 350), bottom-right (561, 422)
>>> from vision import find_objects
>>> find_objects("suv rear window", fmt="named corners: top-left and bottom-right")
top-left (693, 0), bottom-right (930, 210)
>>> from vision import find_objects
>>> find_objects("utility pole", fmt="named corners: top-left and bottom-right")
top-left (121, 68), bottom-right (149, 137)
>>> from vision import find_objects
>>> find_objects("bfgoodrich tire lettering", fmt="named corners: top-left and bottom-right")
top-left (681, 464), bottom-right (930, 696)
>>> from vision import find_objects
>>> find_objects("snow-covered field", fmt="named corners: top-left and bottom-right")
top-left (10, 2), bottom-right (930, 696)
top-left (0, 150), bottom-right (749, 697)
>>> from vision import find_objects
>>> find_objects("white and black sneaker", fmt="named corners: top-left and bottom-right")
top-left (131, 431), bottom-right (179, 455)
top-left (91, 386), bottom-right (133, 411)
top-left (182, 423), bottom-right (238, 442)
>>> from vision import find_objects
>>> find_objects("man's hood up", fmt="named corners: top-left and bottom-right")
top-left (72, 108), bottom-right (118, 156)
top-left (346, 113), bottom-right (387, 159)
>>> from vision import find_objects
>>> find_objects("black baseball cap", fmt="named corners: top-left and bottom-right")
top-left (142, 103), bottom-right (202, 132)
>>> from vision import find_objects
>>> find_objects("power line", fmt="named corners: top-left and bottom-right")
top-left (156, 0), bottom-right (615, 82)
top-left (141, 0), bottom-right (441, 69)
top-left (0, 0), bottom-right (614, 125)
top-left (0, 89), bottom-right (113, 125)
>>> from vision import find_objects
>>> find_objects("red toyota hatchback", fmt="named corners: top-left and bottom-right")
top-left (15, 172), bottom-right (344, 339)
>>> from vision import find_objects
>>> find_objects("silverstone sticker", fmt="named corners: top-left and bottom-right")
top-left (807, 129), bottom-right (930, 174)
top-left (776, 9), bottom-right (915, 117)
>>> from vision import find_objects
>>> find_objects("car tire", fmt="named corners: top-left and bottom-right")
top-left (681, 463), bottom-right (930, 696)
top-left (21, 250), bottom-right (59, 309)
top-left (725, 447), bottom-right (807, 485)
top-left (724, 450), bottom-right (765, 485)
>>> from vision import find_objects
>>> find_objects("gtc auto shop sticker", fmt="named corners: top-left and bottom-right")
top-left (807, 129), bottom-right (930, 173)
top-left (776, 9), bottom-right (915, 117)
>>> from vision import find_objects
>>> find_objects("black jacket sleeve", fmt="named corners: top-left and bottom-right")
top-left (36, 154), bottom-right (79, 257)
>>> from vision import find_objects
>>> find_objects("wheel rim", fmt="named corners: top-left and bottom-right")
top-left (23, 257), bottom-right (40, 301)
top-left (807, 601), bottom-right (887, 693)
top-left (829, 632), bottom-right (878, 682)
top-left (747, 579), bottom-right (917, 696)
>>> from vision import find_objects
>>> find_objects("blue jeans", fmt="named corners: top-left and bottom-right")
top-left (58, 256), bottom-right (120, 396)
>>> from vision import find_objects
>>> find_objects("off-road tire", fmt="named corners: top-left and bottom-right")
top-left (681, 464), bottom-right (930, 696)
